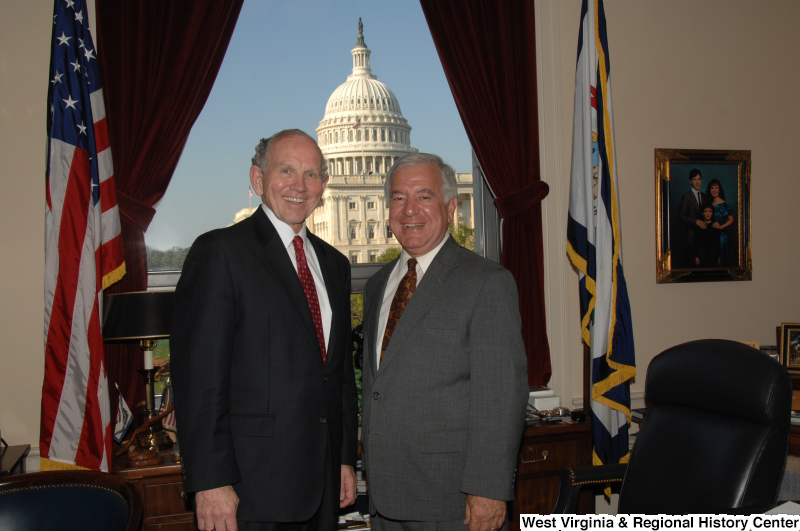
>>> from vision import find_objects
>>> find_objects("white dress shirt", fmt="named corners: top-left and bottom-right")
top-left (261, 204), bottom-right (331, 349)
top-left (375, 233), bottom-right (451, 366)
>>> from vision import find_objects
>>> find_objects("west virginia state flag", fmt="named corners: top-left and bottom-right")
top-left (566, 0), bottom-right (636, 468)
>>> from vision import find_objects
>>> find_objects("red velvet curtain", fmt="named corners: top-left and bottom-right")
top-left (96, 0), bottom-right (244, 421)
top-left (420, 1), bottom-right (551, 385)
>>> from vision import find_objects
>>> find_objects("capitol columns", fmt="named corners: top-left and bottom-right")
top-left (378, 195), bottom-right (386, 243)
top-left (359, 195), bottom-right (368, 239)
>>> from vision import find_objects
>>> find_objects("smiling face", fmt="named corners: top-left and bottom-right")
top-left (702, 206), bottom-right (714, 221)
top-left (388, 164), bottom-right (457, 258)
top-left (249, 133), bottom-right (327, 233)
top-left (710, 183), bottom-right (720, 198)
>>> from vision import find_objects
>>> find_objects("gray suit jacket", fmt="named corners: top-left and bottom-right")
top-left (361, 237), bottom-right (529, 521)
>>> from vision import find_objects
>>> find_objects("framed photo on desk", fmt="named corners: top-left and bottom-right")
top-left (781, 323), bottom-right (800, 374)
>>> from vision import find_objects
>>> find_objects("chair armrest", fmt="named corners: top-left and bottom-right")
top-left (551, 463), bottom-right (628, 514)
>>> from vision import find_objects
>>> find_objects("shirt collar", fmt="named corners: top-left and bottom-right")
top-left (261, 203), bottom-right (307, 250)
top-left (398, 232), bottom-right (450, 278)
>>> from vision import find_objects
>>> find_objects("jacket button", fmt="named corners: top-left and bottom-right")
top-left (372, 392), bottom-right (382, 399)
top-left (320, 417), bottom-right (327, 424)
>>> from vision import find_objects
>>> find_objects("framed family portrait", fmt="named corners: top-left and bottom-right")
top-left (780, 323), bottom-right (800, 374)
top-left (655, 148), bottom-right (752, 283)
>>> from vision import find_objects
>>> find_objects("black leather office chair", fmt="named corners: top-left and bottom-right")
top-left (0, 469), bottom-right (143, 531)
top-left (553, 339), bottom-right (792, 514)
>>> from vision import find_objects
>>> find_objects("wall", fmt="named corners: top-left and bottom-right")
top-left (2, 0), bottom-right (799, 481)
top-left (0, 1), bottom-right (51, 449)
top-left (0, 0), bottom-right (95, 461)
top-left (538, 0), bottom-right (800, 456)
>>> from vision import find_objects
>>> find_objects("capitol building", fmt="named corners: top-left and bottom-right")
top-left (235, 22), bottom-right (474, 263)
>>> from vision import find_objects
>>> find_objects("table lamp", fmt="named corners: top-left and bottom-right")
top-left (102, 290), bottom-right (174, 452)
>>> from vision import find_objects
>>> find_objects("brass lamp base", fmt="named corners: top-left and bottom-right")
top-left (137, 365), bottom-right (173, 452)
top-left (138, 410), bottom-right (174, 452)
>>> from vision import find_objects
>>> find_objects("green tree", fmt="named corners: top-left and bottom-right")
top-left (147, 246), bottom-right (190, 271)
top-left (449, 222), bottom-right (475, 251)
top-left (376, 247), bottom-right (401, 262)
top-left (350, 293), bottom-right (364, 328)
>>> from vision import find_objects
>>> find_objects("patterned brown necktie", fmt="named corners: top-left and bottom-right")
top-left (380, 258), bottom-right (417, 361)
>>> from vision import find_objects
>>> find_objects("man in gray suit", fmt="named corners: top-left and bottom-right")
top-left (361, 153), bottom-right (529, 531)
top-left (678, 168), bottom-right (708, 267)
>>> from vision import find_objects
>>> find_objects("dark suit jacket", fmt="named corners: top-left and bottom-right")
top-left (171, 207), bottom-right (358, 523)
top-left (361, 238), bottom-right (529, 521)
top-left (679, 189), bottom-right (708, 257)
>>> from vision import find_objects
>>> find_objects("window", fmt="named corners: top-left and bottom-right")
top-left (140, 4), bottom-right (485, 406)
top-left (369, 253), bottom-right (377, 263)
top-left (367, 201), bottom-right (375, 209)
top-left (368, 227), bottom-right (375, 239)
top-left (356, 130), bottom-right (361, 141)
top-left (348, 130), bottom-right (353, 142)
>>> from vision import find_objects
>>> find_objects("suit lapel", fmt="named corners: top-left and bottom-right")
top-left (365, 261), bottom-right (394, 380)
top-left (377, 238), bottom-right (459, 374)
top-left (251, 208), bottom-right (322, 362)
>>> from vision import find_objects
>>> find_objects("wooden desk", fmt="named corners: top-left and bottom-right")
top-left (510, 421), bottom-right (593, 526)
top-left (0, 444), bottom-right (31, 477)
top-left (113, 453), bottom-right (194, 531)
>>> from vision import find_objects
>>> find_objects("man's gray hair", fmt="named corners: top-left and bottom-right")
top-left (251, 129), bottom-right (329, 182)
top-left (384, 153), bottom-right (457, 205)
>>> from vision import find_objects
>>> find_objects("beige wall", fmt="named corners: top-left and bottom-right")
top-left (0, 1), bottom-right (95, 451)
top-left (538, 0), bottom-right (800, 409)
top-left (2, 1), bottom-right (798, 464)
top-left (0, 2), bottom-right (52, 447)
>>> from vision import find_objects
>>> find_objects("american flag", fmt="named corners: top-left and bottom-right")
top-left (158, 377), bottom-right (176, 431)
top-left (41, 0), bottom-right (125, 472)
top-left (351, 117), bottom-right (361, 129)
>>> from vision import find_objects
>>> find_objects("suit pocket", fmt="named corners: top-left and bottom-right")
top-left (230, 414), bottom-right (275, 437)
top-left (418, 429), bottom-right (467, 454)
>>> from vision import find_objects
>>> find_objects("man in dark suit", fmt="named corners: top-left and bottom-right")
top-left (171, 130), bottom-right (358, 531)
top-left (678, 168), bottom-right (708, 267)
top-left (361, 153), bottom-right (529, 531)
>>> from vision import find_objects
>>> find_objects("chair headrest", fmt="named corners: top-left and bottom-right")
top-left (646, 339), bottom-right (792, 429)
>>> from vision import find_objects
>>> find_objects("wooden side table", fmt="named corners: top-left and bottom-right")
top-left (0, 444), bottom-right (31, 477)
top-left (113, 453), bottom-right (195, 531)
top-left (510, 421), bottom-right (593, 525)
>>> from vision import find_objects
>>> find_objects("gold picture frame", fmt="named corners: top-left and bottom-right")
top-left (655, 148), bottom-right (752, 283)
top-left (780, 323), bottom-right (800, 374)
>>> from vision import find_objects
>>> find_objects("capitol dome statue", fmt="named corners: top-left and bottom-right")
top-left (307, 20), bottom-right (473, 263)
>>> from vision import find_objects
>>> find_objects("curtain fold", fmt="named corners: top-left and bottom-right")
top-left (96, 0), bottom-right (244, 422)
top-left (420, 0), bottom-right (551, 385)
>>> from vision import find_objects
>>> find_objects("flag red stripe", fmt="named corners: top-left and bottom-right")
top-left (75, 301), bottom-right (106, 470)
top-left (41, 148), bottom-right (92, 458)
top-left (99, 175), bottom-right (116, 214)
top-left (99, 233), bottom-right (125, 277)
top-left (94, 117), bottom-right (109, 153)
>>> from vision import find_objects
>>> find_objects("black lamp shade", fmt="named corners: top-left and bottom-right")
top-left (102, 291), bottom-right (174, 341)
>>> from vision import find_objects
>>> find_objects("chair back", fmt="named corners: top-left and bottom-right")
top-left (0, 470), bottom-right (143, 531)
top-left (619, 339), bottom-right (792, 514)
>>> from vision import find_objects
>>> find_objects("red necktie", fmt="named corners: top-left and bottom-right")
top-left (293, 236), bottom-right (326, 364)
top-left (380, 258), bottom-right (417, 361)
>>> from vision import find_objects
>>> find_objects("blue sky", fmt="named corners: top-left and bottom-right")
top-left (144, 0), bottom-right (471, 250)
